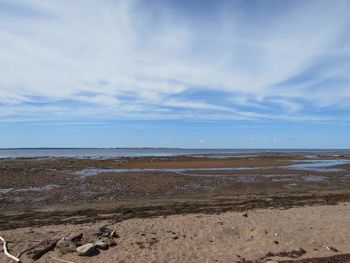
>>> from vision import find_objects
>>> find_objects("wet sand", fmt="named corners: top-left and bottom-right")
top-left (1, 154), bottom-right (350, 210)
top-left (1, 153), bottom-right (350, 262)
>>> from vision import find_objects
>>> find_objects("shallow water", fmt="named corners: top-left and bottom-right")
top-left (75, 159), bottom-right (350, 177)
top-left (0, 184), bottom-right (59, 194)
top-left (75, 167), bottom-right (266, 177)
top-left (286, 159), bottom-right (350, 172)
top-left (1, 148), bottom-right (349, 158)
top-left (303, 175), bottom-right (327, 182)
top-left (262, 174), bottom-right (298, 178)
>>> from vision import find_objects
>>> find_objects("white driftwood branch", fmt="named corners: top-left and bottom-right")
top-left (0, 236), bottom-right (20, 262)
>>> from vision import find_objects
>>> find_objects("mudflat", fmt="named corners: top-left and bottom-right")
top-left (1, 153), bottom-right (350, 262)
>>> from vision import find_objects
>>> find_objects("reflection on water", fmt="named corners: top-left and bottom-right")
top-left (286, 159), bottom-right (350, 172)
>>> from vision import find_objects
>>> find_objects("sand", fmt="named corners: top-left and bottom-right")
top-left (1, 153), bottom-right (350, 262)
top-left (1, 202), bottom-right (350, 263)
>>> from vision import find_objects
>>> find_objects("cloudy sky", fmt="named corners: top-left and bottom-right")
top-left (1, 0), bottom-right (350, 148)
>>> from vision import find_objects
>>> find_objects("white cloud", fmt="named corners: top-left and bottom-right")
top-left (0, 0), bottom-right (350, 121)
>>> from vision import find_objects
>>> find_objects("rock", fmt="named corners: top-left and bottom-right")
top-left (100, 237), bottom-right (117, 247)
top-left (76, 243), bottom-right (96, 256)
top-left (94, 240), bottom-right (108, 250)
top-left (66, 232), bottom-right (83, 243)
top-left (56, 239), bottom-right (77, 254)
top-left (326, 246), bottom-right (339, 252)
top-left (98, 226), bottom-right (114, 237)
top-left (98, 227), bottom-right (119, 238)
top-left (111, 230), bottom-right (120, 238)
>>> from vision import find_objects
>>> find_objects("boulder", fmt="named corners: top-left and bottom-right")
top-left (76, 243), bottom-right (96, 256)
top-left (56, 239), bottom-right (77, 254)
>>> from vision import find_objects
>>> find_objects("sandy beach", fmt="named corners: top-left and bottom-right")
top-left (2, 203), bottom-right (350, 262)
top-left (1, 153), bottom-right (350, 262)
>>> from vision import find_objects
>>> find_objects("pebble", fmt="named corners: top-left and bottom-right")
top-left (94, 240), bottom-right (108, 250)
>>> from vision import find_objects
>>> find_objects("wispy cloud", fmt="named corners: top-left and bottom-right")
top-left (0, 0), bottom-right (350, 122)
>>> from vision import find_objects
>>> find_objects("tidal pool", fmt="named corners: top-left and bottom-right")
top-left (75, 159), bottom-right (350, 178)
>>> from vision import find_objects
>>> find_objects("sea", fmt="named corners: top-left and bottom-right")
top-left (0, 148), bottom-right (349, 158)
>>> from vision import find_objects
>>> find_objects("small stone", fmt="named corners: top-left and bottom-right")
top-left (326, 246), bottom-right (339, 252)
top-left (94, 240), bottom-right (108, 250)
top-left (111, 231), bottom-right (119, 238)
top-left (100, 237), bottom-right (117, 247)
top-left (56, 239), bottom-right (77, 254)
top-left (99, 226), bottom-right (114, 237)
top-left (76, 243), bottom-right (96, 256)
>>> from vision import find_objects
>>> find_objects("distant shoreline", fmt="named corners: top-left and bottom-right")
top-left (1, 148), bottom-right (350, 159)
top-left (1, 147), bottom-right (350, 150)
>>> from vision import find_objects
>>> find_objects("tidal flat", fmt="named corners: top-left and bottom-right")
top-left (1, 153), bottom-right (350, 262)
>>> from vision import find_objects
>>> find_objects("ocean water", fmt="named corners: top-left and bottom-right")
top-left (0, 148), bottom-right (349, 159)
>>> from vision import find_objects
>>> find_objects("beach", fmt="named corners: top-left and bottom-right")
top-left (1, 152), bottom-right (350, 262)
top-left (2, 0), bottom-right (350, 261)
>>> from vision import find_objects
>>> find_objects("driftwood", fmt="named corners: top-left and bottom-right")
top-left (17, 240), bottom-right (44, 259)
top-left (0, 236), bottom-right (20, 262)
top-left (30, 233), bottom-right (73, 261)
top-left (49, 255), bottom-right (76, 263)
top-left (31, 239), bottom-right (59, 260)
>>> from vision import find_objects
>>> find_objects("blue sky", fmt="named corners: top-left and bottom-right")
top-left (0, 0), bottom-right (350, 148)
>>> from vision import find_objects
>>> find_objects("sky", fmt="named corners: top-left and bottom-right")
top-left (0, 0), bottom-right (350, 148)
